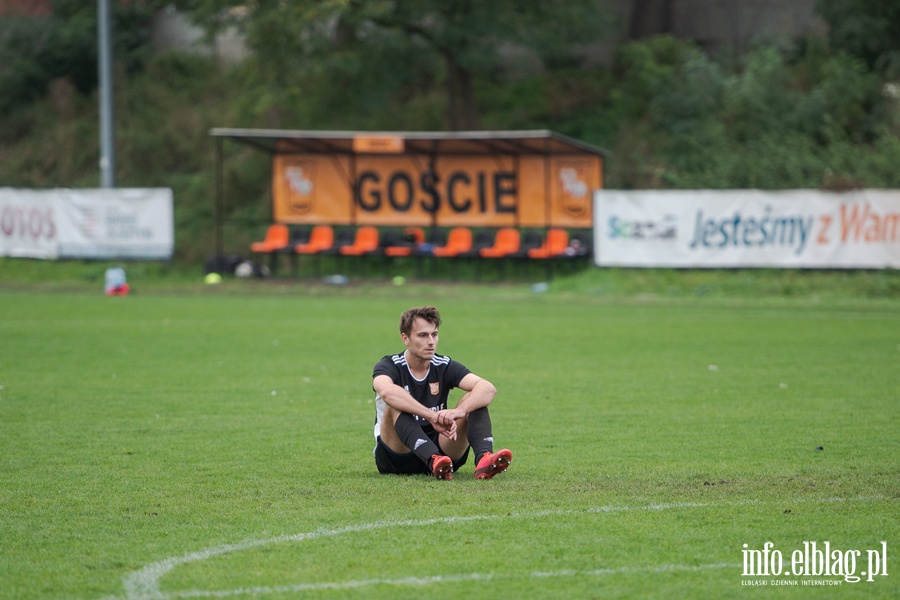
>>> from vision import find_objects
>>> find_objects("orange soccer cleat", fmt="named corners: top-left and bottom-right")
top-left (474, 449), bottom-right (512, 480)
top-left (431, 454), bottom-right (453, 480)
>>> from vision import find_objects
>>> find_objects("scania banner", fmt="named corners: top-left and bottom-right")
top-left (0, 188), bottom-right (174, 260)
top-left (272, 154), bottom-right (600, 228)
top-left (594, 189), bottom-right (900, 268)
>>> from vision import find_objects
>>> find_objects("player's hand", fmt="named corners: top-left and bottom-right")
top-left (430, 412), bottom-right (458, 440)
top-left (439, 408), bottom-right (467, 422)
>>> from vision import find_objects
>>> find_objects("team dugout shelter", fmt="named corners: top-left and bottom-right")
top-left (210, 128), bottom-right (608, 273)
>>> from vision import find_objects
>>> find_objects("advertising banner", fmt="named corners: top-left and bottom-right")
top-left (272, 153), bottom-right (601, 228)
top-left (594, 189), bottom-right (900, 268)
top-left (0, 190), bottom-right (58, 258)
top-left (0, 188), bottom-right (174, 260)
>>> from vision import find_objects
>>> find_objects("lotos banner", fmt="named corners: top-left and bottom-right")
top-left (272, 153), bottom-right (601, 228)
top-left (0, 188), bottom-right (174, 260)
top-left (594, 189), bottom-right (900, 268)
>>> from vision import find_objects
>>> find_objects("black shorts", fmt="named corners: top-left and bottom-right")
top-left (374, 435), bottom-right (470, 475)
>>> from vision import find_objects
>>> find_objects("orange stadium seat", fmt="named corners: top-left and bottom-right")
top-left (432, 227), bottom-right (472, 257)
top-left (480, 227), bottom-right (520, 258)
top-left (250, 224), bottom-right (292, 273)
top-left (294, 225), bottom-right (334, 254)
top-left (250, 224), bottom-right (290, 254)
top-left (528, 228), bottom-right (569, 259)
top-left (340, 226), bottom-right (381, 256)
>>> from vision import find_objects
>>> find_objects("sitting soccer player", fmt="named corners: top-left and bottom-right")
top-left (372, 306), bottom-right (512, 480)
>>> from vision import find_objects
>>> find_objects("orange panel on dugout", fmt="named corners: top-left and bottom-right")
top-left (219, 130), bottom-right (608, 230)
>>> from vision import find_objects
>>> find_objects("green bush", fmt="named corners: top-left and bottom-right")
top-left (0, 16), bottom-right (57, 116)
top-left (0, 1), bottom-right (153, 117)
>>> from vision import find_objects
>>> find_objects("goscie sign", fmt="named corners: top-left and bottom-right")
top-left (272, 154), bottom-right (599, 228)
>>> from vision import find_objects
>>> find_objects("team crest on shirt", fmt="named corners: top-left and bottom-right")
top-left (430, 382), bottom-right (440, 395)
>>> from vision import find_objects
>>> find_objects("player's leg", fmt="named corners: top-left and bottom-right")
top-left (379, 404), bottom-right (419, 453)
top-left (438, 413), bottom-right (470, 462)
top-left (374, 436), bottom-right (427, 475)
top-left (379, 404), bottom-right (452, 479)
top-left (447, 393), bottom-right (513, 479)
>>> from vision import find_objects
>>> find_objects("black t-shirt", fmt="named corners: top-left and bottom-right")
top-left (372, 351), bottom-right (471, 437)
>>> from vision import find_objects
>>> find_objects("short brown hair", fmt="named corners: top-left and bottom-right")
top-left (399, 306), bottom-right (441, 336)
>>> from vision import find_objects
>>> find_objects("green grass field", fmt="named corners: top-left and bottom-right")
top-left (0, 273), bottom-right (897, 599)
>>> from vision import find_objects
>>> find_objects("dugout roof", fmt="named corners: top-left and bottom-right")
top-left (209, 128), bottom-right (609, 158)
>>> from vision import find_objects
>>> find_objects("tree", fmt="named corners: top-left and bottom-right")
top-left (0, 0), bottom-right (154, 115)
top-left (816, 0), bottom-right (900, 77)
top-left (183, 0), bottom-right (612, 130)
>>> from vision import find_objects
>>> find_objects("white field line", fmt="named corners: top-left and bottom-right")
top-left (110, 495), bottom-right (884, 600)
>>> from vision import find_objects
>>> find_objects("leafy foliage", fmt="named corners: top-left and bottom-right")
top-left (0, 0), bottom-right (153, 116)
top-left (816, 0), bottom-right (900, 77)
top-left (179, 0), bottom-right (612, 129)
top-left (587, 35), bottom-right (898, 189)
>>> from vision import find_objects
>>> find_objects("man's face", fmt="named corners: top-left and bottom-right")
top-left (402, 317), bottom-right (438, 361)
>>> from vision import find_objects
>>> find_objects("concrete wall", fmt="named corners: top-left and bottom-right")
top-left (626, 0), bottom-right (826, 53)
top-left (150, 5), bottom-right (247, 65)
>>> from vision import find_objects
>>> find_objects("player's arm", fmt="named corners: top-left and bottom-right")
top-left (441, 373), bottom-right (496, 421)
top-left (373, 374), bottom-right (454, 435)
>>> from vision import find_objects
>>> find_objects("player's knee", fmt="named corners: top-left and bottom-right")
top-left (379, 406), bottom-right (401, 439)
top-left (455, 416), bottom-right (468, 437)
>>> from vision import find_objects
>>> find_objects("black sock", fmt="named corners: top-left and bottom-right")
top-left (394, 412), bottom-right (440, 466)
top-left (466, 407), bottom-right (494, 462)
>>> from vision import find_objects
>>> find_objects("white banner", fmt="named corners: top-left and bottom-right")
top-left (594, 189), bottom-right (900, 268)
top-left (0, 188), bottom-right (174, 260)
